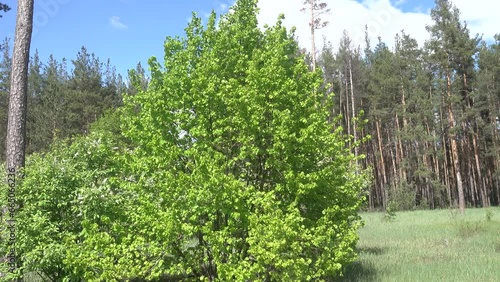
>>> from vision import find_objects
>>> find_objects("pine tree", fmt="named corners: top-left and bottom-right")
top-left (126, 62), bottom-right (148, 96)
top-left (0, 38), bottom-right (11, 161)
top-left (318, 40), bottom-right (337, 122)
top-left (26, 50), bottom-right (46, 154)
top-left (100, 59), bottom-right (123, 108)
top-left (426, 0), bottom-right (467, 212)
top-left (40, 55), bottom-right (68, 141)
top-left (67, 46), bottom-right (114, 136)
top-left (476, 35), bottom-right (500, 205)
top-left (301, 0), bottom-right (330, 70)
top-left (0, 2), bottom-right (9, 18)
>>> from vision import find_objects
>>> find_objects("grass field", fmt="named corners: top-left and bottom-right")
top-left (336, 207), bottom-right (500, 282)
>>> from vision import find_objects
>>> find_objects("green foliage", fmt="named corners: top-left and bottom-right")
top-left (0, 37), bottom-right (11, 161)
top-left (388, 182), bottom-right (416, 211)
top-left (117, 1), bottom-right (365, 279)
top-left (1, 0), bottom-right (366, 280)
top-left (455, 220), bottom-right (483, 239)
top-left (495, 238), bottom-right (500, 253)
top-left (22, 46), bottom-right (127, 159)
top-left (0, 132), bottom-right (126, 280)
top-left (448, 205), bottom-right (459, 220)
top-left (382, 202), bottom-right (397, 222)
top-left (485, 209), bottom-right (493, 221)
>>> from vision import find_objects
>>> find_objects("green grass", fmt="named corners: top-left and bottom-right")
top-left (336, 207), bottom-right (500, 282)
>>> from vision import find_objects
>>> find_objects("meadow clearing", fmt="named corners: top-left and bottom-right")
top-left (336, 207), bottom-right (500, 282)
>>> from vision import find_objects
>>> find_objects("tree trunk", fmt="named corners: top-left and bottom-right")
top-left (6, 0), bottom-right (33, 169)
top-left (4, 0), bottom-right (34, 276)
top-left (344, 67), bottom-right (351, 138)
top-left (349, 57), bottom-right (358, 161)
top-left (375, 119), bottom-right (387, 208)
top-left (395, 112), bottom-right (406, 183)
top-left (446, 72), bottom-right (465, 213)
top-left (309, 0), bottom-right (316, 71)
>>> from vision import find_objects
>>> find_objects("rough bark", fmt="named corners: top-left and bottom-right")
top-left (6, 0), bottom-right (34, 169)
top-left (4, 0), bottom-right (34, 276)
top-left (446, 72), bottom-right (465, 213)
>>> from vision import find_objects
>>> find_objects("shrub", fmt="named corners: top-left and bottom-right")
top-left (382, 201), bottom-right (397, 222)
top-left (485, 209), bottom-right (493, 221)
top-left (456, 220), bottom-right (483, 239)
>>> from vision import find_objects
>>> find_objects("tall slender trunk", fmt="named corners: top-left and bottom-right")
top-left (309, 0), bottom-right (316, 71)
top-left (395, 113), bottom-right (406, 183)
top-left (6, 0), bottom-right (34, 169)
top-left (439, 96), bottom-right (452, 206)
top-left (492, 118), bottom-right (500, 205)
top-left (400, 85), bottom-right (408, 182)
top-left (446, 71), bottom-right (465, 213)
top-left (468, 159), bottom-right (477, 207)
top-left (462, 71), bottom-right (488, 207)
top-left (376, 119), bottom-right (387, 208)
top-left (349, 58), bottom-right (358, 160)
top-left (471, 133), bottom-right (488, 206)
top-left (4, 0), bottom-right (35, 277)
top-left (344, 68), bottom-right (351, 138)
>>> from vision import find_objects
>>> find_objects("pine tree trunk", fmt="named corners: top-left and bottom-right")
top-left (309, 0), bottom-right (316, 71)
top-left (446, 72), bottom-right (465, 213)
top-left (348, 58), bottom-right (358, 160)
top-left (389, 131), bottom-right (398, 193)
top-left (395, 113), bottom-right (406, 183)
top-left (4, 0), bottom-right (34, 277)
top-left (400, 86), bottom-right (408, 183)
top-left (375, 119), bottom-right (388, 208)
top-left (492, 122), bottom-right (500, 205)
top-left (344, 68), bottom-right (351, 138)
top-left (6, 0), bottom-right (33, 169)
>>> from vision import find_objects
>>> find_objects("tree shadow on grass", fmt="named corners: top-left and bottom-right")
top-left (328, 246), bottom-right (386, 282)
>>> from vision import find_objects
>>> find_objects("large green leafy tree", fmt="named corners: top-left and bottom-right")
top-left (116, 0), bottom-right (365, 279)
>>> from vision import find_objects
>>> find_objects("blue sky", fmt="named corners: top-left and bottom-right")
top-left (0, 0), bottom-right (496, 78)
top-left (392, 0), bottom-right (434, 13)
top-left (1, 0), bottom-right (235, 77)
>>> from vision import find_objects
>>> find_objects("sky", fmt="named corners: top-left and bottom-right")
top-left (0, 0), bottom-right (498, 78)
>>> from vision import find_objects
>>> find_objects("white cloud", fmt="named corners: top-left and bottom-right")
top-left (254, 0), bottom-right (499, 54)
top-left (449, 0), bottom-right (499, 42)
top-left (109, 16), bottom-right (128, 30)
